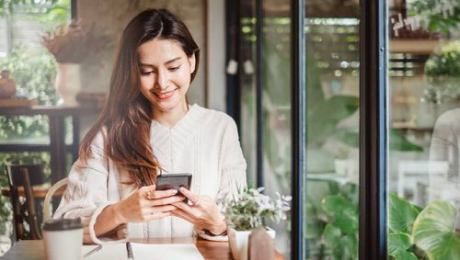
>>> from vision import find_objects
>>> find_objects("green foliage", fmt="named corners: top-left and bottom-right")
top-left (307, 95), bottom-right (359, 144)
top-left (389, 232), bottom-right (419, 260)
top-left (321, 184), bottom-right (359, 260)
top-left (425, 41), bottom-right (460, 78)
top-left (305, 52), bottom-right (360, 147)
top-left (387, 194), bottom-right (460, 260)
top-left (0, 46), bottom-right (58, 139)
top-left (423, 41), bottom-right (460, 102)
top-left (409, 0), bottom-right (460, 35)
top-left (309, 184), bottom-right (460, 260)
top-left (306, 182), bottom-right (359, 259)
top-left (0, 0), bottom-right (63, 18)
top-left (303, 42), bottom-right (423, 152)
top-left (413, 201), bottom-right (460, 260)
top-left (389, 193), bottom-right (421, 233)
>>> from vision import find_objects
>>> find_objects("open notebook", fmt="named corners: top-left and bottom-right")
top-left (82, 243), bottom-right (204, 260)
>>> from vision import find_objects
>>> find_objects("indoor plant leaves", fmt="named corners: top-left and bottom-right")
top-left (413, 200), bottom-right (460, 260)
top-left (388, 232), bottom-right (418, 260)
top-left (389, 193), bottom-right (421, 233)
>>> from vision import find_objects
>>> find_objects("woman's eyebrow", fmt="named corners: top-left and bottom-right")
top-left (139, 57), bottom-right (182, 67)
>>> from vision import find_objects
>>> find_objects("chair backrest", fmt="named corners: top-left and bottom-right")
top-left (6, 164), bottom-right (44, 240)
top-left (43, 177), bottom-right (68, 222)
top-left (397, 160), bottom-right (449, 206)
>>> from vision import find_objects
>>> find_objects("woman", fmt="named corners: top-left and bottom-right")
top-left (54, 9), bottom-right (247, 244)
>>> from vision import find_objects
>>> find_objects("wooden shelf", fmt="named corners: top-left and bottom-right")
top-left (390, 39), bottom-right (441, 54)
top-left (0, 98), bottom-right (39, 107)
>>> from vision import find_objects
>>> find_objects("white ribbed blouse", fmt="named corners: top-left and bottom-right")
top-left (54, 104), bottom-right (247, 244)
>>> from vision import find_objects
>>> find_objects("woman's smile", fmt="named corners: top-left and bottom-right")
top-left (154, 87), bottom-right (179, 100)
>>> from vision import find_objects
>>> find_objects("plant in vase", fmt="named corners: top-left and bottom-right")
top-left (423, 40), bottom-right (460, 108)
top-left (41, 20), bottom-right (107, 105)
top-left (223, 186), bottom-right (291, 260)
top-left (334, 148), bottom-right (351, 176)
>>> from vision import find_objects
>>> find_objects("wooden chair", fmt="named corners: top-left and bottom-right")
top-left (5, 164), bottom-right (44, 240)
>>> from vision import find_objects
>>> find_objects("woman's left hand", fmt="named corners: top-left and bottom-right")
top-left (171, 187), bottom-right (227, 235)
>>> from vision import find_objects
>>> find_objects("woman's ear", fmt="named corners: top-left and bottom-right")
top-left (188, 54), bottom-right (196, 74)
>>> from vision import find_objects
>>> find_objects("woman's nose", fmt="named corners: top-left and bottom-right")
top-left (155, 70), bottom-right (169, 90)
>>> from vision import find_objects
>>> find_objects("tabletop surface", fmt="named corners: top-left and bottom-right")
top-left (0, 238), bottom-right (285, 260)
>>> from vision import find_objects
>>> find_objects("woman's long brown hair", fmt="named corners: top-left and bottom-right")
top-left (78, 9), bottom-right (200, 186)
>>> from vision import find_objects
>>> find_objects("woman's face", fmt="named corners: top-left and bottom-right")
top-left (137, 38), bottom-right (196, 114)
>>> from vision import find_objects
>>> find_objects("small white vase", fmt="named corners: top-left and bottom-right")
top-left (55, 63), bottom-right (81, 106)
top-left (228, 227), bottom-right (276, 260)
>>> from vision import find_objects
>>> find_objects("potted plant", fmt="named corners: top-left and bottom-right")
top-left (41, 20), bottom-right (107, 105)
top-left (222, 186), bottom-right (291, 260)
top-left (424, 40), bottom-right (460, 104)
top-left (334, 148), bottom-right (352, 176)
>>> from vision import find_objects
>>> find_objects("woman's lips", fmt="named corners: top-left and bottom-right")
top-left (155, 88), bottom-right (178, 100)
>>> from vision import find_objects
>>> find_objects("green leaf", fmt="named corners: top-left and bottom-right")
top-left (307, 95), bottom-right (359, 144)
top-left (334, 129), bottom-right (359, 147)
top-left (322, 195), bottom-right (358, 235)
top-left (323, 224), bottom-right (357, 260)
top-left (389, 193), bottom-right (420, 233)
top-left (392, 251), bottom-right (419, 260)
top-left (323, 224), bottom-right (344, 260)
top-left (323, 223), bottom-right (341, 248)
top-left (389, 232), bottom-right (413, 255)
top-left (390, 129), bottom-right (424, 152)
top-left (413, 201), bottom-right (460, 260)
top-left (306, 220), bottom-right (324, 239)
top-left (340, 182), bottom-right (359, 206)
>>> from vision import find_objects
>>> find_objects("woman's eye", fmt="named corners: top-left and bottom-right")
top-left (169, 66), bottom-right (180, 71)
top-left (140, 71), bottom-right (153, 76)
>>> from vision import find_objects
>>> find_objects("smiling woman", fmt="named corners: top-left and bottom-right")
top-left (53, 9), bottom-right (247, 244)
top-left (138, 38), bottom-right (195, 119)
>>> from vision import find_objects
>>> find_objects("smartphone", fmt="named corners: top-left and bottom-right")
top-left (155, 173), bottom-right (192, 195)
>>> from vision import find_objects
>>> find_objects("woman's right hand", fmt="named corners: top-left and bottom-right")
top-left (113, 185), bottom-right (184, 223)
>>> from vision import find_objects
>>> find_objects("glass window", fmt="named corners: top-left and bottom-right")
top-left (238, 0), bottom-right (293, 257)
top-left (238, 1), bottom-right (361, 259)
top-left (304, 1), bottom-right (360, 259)
top-left (388, 0), bottom-right (460, 259)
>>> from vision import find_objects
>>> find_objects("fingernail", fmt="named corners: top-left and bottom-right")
top-left (169, 190), bottom-right (178, 195)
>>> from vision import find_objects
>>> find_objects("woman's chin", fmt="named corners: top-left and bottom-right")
top-left (154, 100), bottom-right (183, 112)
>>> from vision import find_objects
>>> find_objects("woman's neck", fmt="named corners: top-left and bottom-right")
top-left (152, 103), bottom-right (190, 128)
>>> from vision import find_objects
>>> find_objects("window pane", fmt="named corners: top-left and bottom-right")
top-left (388, 0), bottom-right (460, 259)
top-left (239, 0), bottom-right (292, 258)
top-left (304, 1), bottom-right (360, 260)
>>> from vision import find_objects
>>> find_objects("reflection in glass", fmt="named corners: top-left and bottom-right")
top-left (388, 0), bottom-right (460, 259)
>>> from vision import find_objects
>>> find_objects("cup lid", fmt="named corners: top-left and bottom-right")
top-left (43, 218), bottom-right (83, 231)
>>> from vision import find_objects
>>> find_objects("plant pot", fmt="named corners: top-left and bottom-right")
top-left (55, 63), bottom-right (81, 106)
top-left (228, 227), bottom-right (276, 260)
top-left (334, 159), bottom-right (348, 175)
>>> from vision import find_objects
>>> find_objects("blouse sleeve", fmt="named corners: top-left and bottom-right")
top-left (429, 110), bottom-right (459, 180)
top-left (196, 116), bottom-right (247, 241)
top-left (53, 130), bottom-right (126, 244)
top-left (216, 117), bottom-right (247, 203)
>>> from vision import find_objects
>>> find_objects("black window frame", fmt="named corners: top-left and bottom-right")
top-left (226, 0), bottom-right (388, 259)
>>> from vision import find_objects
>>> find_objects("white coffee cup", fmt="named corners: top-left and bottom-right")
top-left (43, 218), bottom-right (83, 260)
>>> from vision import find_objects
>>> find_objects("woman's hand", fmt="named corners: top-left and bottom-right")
top-left (171, 187), bottom-right (227, 235)
top-left (113, 185), bottom-right (185, 224)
